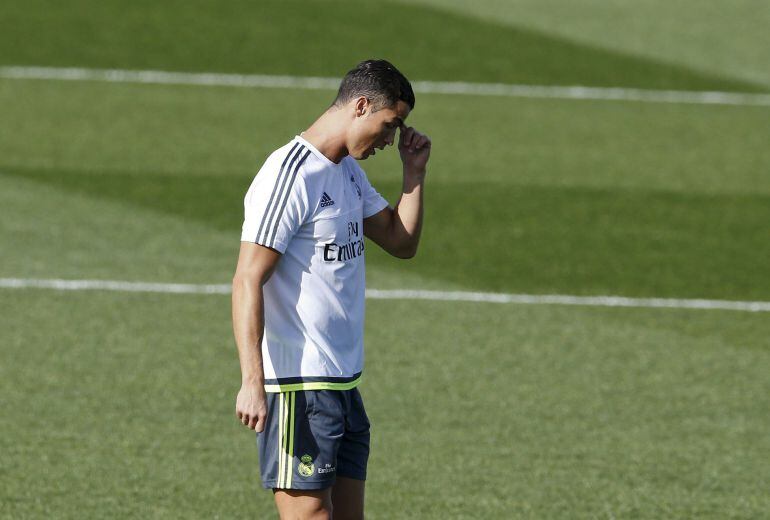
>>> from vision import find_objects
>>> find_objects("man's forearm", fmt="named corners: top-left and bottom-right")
top-left (390, 169), bottom-right (425, 257)
top-left (231, 276), bottom-right (266, 386)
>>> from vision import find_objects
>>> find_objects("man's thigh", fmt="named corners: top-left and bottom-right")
top-left (274, 488), bottom-right (333, 520)
top-left (331, 476), bottom-right (365, 520)
top-left (271, 475), bottom-right (364, 520)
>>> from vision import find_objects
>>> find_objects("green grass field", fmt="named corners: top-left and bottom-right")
top-left (1, 1), bottom-right (769, 518)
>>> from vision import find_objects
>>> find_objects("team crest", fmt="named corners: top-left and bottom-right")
top-left (350, 174), bottom-right (362, 199)
top-left (298, 454), bottom-right (315, 477)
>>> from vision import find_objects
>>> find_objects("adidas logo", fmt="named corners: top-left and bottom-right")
top-left (320, 192), bottom-right (335, 208)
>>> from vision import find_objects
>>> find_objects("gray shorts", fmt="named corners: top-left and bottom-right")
top-left (256, 387), bottom-right (370, 490)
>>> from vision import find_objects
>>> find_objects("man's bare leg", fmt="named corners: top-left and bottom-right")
top-left (330, 476), bottom-right (365, 520)
top-left (273, 488), bottom-right (333, 520)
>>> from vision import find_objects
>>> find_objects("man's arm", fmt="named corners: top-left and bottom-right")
top-left (231, 241), bottom-right (282, 432)
top-left (364, 125), bottom-right (431, 258)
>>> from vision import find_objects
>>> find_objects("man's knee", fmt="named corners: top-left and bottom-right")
top-left (274, 488), bottom-right (333, 520)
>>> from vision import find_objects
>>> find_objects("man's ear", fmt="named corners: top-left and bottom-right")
top-left (354, 96), bottom-right (368, 117)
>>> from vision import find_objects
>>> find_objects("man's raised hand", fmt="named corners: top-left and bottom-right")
top-left (398, 125), bottom-right (431, 175)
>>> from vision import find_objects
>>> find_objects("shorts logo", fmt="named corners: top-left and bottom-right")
top-left (298, 454), bottom-right (315, 477)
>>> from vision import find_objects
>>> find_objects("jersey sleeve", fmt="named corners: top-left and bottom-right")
top-left (240, 146), bottom-right (312, 253)
top-left (358, 167), bottom-right (390, 218)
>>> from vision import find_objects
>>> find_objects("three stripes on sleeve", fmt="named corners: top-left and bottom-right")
top-left (253, 142), bottom-right (311, 250)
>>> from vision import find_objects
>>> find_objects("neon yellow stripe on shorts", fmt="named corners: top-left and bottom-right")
top-left (277, 392), bottom-right (285, 488)
top-left (286, 391), bottom-right (296, 488)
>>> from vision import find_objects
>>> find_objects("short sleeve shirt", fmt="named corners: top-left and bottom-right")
top-left (240, 135), bottom-right (389, 392)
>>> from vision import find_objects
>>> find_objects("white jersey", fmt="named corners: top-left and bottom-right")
top-left (240, 135), bottom-right (389, 392)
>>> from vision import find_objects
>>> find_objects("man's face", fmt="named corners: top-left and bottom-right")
top-left (348, 99), bottom-right (411, 160)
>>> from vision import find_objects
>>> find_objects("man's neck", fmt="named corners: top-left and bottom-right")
top-left (301, 110), bottom-right (349, 164)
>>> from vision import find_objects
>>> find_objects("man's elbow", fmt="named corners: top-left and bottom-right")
top-left (231, 275), bottom-right (251, 296)
top-left (232, 270), bottom-right (270, 290)
top-left (392, 242), bottom-right (418, 259)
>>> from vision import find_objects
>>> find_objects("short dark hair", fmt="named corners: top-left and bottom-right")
top-left (332, 59), bottom-right (415, 111)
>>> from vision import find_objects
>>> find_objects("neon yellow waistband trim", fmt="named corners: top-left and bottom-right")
top-left (264, 374), bottom-right (362, 393)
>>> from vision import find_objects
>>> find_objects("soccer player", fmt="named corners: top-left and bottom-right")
top-left (231, 59), bottom-right (430, 519)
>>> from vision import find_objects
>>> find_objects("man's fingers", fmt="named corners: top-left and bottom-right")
top-left (402, 133), bottom-right (430, 154)
top-left (400, 126), bottom-right (415, 147)
top-left (237, 404), bottom-right (267, 430)
top-left (255, 416), bottom-right (267, 433)
top-left (399, 125), bottom-right (433, 156)
top-left (236, 389), bottom-right (268, 430)
top-left (249, 413), bottom-right (267, 431)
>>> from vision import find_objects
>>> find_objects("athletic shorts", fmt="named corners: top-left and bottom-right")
top-left (256, 387), bottom-right (370, 490)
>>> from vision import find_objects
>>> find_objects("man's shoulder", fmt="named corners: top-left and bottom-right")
top-left (254, 138), bottom-right (319, 186)
top-left (261, 138), bottom-right (304, 168)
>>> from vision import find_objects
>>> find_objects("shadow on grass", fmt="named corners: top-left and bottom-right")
top-left (5, 166), bottom-right (769, 301)
top-left (0, 0), bottom-right (765, 92)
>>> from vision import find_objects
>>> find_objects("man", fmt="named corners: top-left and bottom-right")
top-left (231, 59), bottom-right (430, 519)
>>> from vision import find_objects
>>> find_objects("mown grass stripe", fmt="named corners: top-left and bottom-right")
top-left (2, 278), bottom-right (769, 312)
top-left (2, 66), bottom-right (769, 106)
